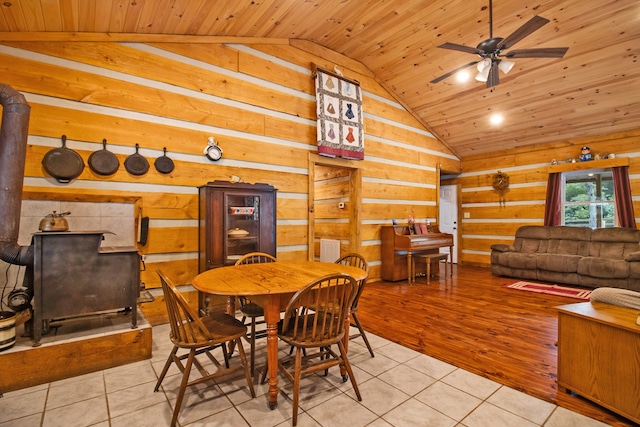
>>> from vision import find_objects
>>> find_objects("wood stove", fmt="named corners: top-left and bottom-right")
top-left (29, 231), bottom-right (140, 346)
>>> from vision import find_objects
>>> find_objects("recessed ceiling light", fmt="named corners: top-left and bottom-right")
top-left (490, 113), bottom-right (503, 125)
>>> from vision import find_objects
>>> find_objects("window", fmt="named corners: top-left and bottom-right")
top-left (562, 169), bottom-right (615, 228)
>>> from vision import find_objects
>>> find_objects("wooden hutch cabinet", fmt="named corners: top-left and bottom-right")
top-left (198, 180), bottom-right (277, 273)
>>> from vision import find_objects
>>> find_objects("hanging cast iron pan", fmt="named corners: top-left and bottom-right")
top-left (154, 147), bottom-right (175, 174)
top-left (124, 143), bottom-right (149, 176)
top-left (42, 135), bottom-right (85, 183)
top-left (88, 138), bottom-right (119, 176)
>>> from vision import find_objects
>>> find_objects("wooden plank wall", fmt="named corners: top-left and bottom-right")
top-left (0, 37), bottom-right (459, 286)
top-left (445, 130), bottom-right (640, 266)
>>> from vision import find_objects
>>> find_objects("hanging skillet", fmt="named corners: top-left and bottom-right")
top-left (88, 138), bottom-right (119, 176)
top-left (154, 147), bottom-right (175, 174)
top-left (42, 135), bottom-right (85, 183)
top-left (124, 143), bottom-right (149, 176)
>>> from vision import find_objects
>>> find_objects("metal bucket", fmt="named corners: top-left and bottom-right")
top-left (0, 311), bottom-right (16, 351)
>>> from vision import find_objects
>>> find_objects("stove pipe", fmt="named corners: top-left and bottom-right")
top-left (0, 84), bottom-right (33, 266)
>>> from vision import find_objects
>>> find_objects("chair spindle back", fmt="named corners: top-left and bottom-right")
top-left (158, 270), bottom-right (213, 346)
top-left (335, 253), bottom-right (369, 309)
top-left (283, 273), bottom-right (356, 346)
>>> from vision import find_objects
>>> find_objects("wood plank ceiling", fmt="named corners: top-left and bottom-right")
top-left (1, 0), bottom-right (639, 159)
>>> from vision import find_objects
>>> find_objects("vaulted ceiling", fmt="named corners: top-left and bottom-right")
top-left (1, 0), bottom-right (639, 159)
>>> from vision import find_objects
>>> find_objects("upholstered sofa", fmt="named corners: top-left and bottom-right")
top-left (491, 226), bottom-right (640, 291)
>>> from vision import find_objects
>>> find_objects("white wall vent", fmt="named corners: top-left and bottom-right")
top-left (320, 238), bottom-right (341, 262)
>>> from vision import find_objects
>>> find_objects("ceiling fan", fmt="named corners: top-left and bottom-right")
top-left (430, 0), bottom-right (568, 88)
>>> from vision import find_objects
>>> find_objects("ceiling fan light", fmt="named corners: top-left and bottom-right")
top-left (477, 58), bottom-right (491, 72)
top-left (499, 59), bottom-right (515, 74)
top-left (476, 66), bottom-right (490, 82)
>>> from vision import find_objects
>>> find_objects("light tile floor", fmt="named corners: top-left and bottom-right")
top-left (0, 318), bottom-right (613, 427)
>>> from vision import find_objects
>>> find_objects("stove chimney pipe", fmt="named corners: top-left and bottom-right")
top-left (0, 84), bottom-right (33, 266)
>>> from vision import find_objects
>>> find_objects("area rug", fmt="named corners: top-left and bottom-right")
top-left (504, 281), bottom-right (592, 300)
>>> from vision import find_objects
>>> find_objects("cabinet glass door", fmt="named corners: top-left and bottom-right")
top-left (225, 193), bottom-right (261, 263)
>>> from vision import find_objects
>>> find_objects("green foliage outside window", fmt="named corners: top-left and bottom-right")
top-left (563, 171), bottom-right (615, 228)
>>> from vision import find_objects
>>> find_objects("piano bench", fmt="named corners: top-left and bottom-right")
top-left (414, 253), bottom-right (450, 284)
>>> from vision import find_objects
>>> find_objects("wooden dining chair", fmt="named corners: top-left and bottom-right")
top-left (335, 253), bottom-right (374, 357)
top-left (154, 270), bottom-right (255, 427)
top-left (265, 273), bottom-right (362, 426)
top-left (234, 251), bottom-right (276, 376)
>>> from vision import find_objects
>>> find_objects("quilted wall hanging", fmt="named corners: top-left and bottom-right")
top-left (313, 65), bottom-right (364, 160)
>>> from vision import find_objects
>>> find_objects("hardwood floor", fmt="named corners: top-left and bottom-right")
top-left (357, 264), bottom-right (637, 427)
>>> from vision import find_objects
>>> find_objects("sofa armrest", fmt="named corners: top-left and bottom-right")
top-left (624, 251), bottom-right (640, 262)
top-left (491, 244), bottom-right (515, 252)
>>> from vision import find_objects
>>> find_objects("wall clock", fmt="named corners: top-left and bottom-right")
top-left (205, 145), bottom-right (222, 161)
top-left (492, 171), bottom-right (510, 191)
top-left (204, 136), bottom-right (223, 161)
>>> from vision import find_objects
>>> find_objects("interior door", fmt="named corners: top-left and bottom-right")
top-left (308, 154), bottom-right (362, 260)
top-left (439, 184), bottom-right (459, 263)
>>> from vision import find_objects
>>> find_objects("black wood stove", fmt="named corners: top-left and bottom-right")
top-left (29, 231), bottom-right (140, 346)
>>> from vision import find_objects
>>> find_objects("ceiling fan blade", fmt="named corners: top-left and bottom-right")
top-left (497, 15), bottom-right (550, 50)
top-left (486, 61), bottom-right (500, 88)
top-left (503, 47), bottom-right (569, 58)
top-left (436, 42), bottom-right (482, 55)
top-left (430, 61), bottom-right (479, 84)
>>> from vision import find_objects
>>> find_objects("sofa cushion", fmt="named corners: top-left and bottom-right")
top-left (547, 226), bottom-right (591, 256)
top-left (591, 227), bottom-right (640, 243)
top-left (589, 241), bottom-right (632, 259)
top-left (490, 244), bottom-right (514, 252)
top-left (495, 252), bottom-right (537, 270)
top-left (519, 239), bottom-right (548, 253)
top-left (579, 275), bottom-right (631, 289)
top-left (577, 257), bottom-right (630, 279)
top-left (515, 226), bottom-right (553, 240)
top-left (590, 227), bottom-right (640, 259)
top-left (549, 226), bottom-right (592, 241)
top-left (491, 263), bottom-right (539, 280)
top-left (513, 226), bottom-right (552, 253)
top-left (626, 252), bottom-right (640, 262)
top-left (537, 253), bottom-right (581, 273)
top-left (628, 262), bottom-right (640, 279)
top-left (547, 239), bottom-right (591, 256)
top-left (538, 270), bottom-right (582, 286)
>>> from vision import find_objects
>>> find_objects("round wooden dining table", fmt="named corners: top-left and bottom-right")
top-left (192, 260), bottom-right (368, 409)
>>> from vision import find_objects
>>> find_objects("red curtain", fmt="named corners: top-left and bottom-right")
top-left (612, 166), bottom-right (636, 228)
top-left (544, 173), bottom-right (562, 226)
